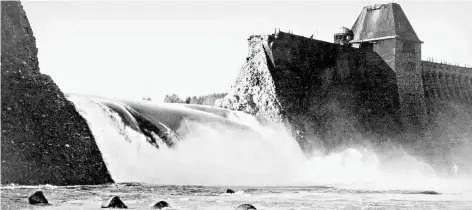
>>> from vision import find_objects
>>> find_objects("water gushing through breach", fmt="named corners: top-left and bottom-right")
top-left (68, 95), bottom-right (470, 193)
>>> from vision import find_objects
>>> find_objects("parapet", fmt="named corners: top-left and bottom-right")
top-left (422, 61), bottom-right (472, 75)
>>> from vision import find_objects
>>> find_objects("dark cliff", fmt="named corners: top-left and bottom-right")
top-left (217, 32), bottom-right (402, 151)
top-left (1, 1), bottom-right (113, 185)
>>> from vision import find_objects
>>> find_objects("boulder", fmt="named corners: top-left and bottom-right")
top-left (151, 200), bottom-right (170, 209)
top-left (101, 196), bottom-right (127, 209)
top-left (420, 191), bottom-right (440, 195)
top-left (28, 191), bottom-right (48, 204)
top-left (235, 204), bottom-right (257, 210)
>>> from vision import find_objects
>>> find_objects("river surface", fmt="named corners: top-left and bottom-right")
top-left (2, 183), bottom-right (472, 210)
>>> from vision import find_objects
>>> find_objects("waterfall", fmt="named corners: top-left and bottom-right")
top-left (67, 94), bottom-right (468, 193)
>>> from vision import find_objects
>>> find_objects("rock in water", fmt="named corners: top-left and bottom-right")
top-left (226, 189), bottom-right (235, 194)
top-left (151, 201), bottom-right (170, 209)
top-left (101, 196), bottom-right (127, 209)
top-left (28, 191), bottom-right (48, 204)
top-left (421, 191), bottom-right (440, 195)
top-left (1, 1), bottom-right (112, 185)
top-left (235, 204), bottom-right (257, 210)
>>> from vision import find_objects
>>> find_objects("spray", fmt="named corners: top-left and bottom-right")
top-left (68, 95), bottom-right (471, 193)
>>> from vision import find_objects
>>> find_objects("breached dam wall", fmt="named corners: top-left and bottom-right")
top-left (217, 32), bottom-right (402, 151)
top-left (215, 35), bottom-right (286, 125)
top-left (1, 1), bottom-right (112, 185)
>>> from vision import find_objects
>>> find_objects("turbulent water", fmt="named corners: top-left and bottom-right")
top-left (2, 95), bottom-right (471, 209)
top-left (2, 183), bottom-right (472, 210)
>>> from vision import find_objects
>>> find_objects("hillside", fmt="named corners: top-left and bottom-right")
top-left (1, 1), bottom-right (112, 185)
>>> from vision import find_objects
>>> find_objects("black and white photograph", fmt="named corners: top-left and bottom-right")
top-left (1, 0), bottom-right (471, 209)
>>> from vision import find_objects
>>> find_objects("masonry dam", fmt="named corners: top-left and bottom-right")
top-left (216, 3), bottom-right (472, 166)
top-left (2, 1), bottom-right (471, 186)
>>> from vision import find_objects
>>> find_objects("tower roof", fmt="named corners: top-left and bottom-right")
top-left (334, 27), bottom-right (353, 36)
top-left (351, 3), bottom-right (421, 43)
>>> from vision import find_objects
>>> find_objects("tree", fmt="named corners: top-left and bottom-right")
top-left (164, 94), bottom-right (184, 103)
top-left (163, 93), bottom-right (227, 105)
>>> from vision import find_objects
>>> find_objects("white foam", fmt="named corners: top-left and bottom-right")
top-left (69, 95), bottom-right (472, 193)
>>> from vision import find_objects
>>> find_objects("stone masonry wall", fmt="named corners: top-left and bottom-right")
top-left (422, 61), bottom-right (472, 105)
top-left (395, 40), bottom-right (427, 131)
top-left (271, 32), bottom-right (402, 150)
top-left (421, 61), bottom-right (472, 170)
top-left (217, 31), bottom-right (402, 151)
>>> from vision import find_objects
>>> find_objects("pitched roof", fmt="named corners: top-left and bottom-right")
top-left (351, 3), bottom-right (421, 43)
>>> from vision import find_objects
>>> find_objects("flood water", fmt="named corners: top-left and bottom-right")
top-left (3, 96), bottom-right (472, 209)
top-left (2, 183), bottom-right (472, 210)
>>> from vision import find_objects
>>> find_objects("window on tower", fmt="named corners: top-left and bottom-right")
top-left (359, 42), bottom-right (373, 49)
top-left (403, 41), bottom-right (416, 53)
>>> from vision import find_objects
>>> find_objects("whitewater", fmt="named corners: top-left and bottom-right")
top-left (2, 95), bottom-right (471, 210)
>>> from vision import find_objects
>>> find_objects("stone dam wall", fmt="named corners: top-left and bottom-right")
top-left (217, 31), bottom-right (472, 167)
top-left (420, 62), bottom-right (472, 169)
top-left (422, 61), bottom-right (472, 105)
top-left (1, 1), bottom-right (113, 185)
top-left (217, 32), bottom-right (403, 151)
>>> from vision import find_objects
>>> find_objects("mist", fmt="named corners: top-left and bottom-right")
top-left (69, 96), bottom-right (471, 194)
top-left (424, 100), bottom-right (472, 175)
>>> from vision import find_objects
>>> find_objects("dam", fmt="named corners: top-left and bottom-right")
top-left (1, 1), bottom-right (472, 209)
top-left (1, 0), bottom-right (471, 193)
top-left (216, 3), bottom-right (472, 159)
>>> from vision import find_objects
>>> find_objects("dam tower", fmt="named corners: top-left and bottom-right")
top-left (350, 3), bottom-right (427, 130)
top-left (334, 27), bottom-right (354, 46)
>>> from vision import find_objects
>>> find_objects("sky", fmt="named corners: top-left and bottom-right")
top-left (22, 1), bottom-right (472, 102)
